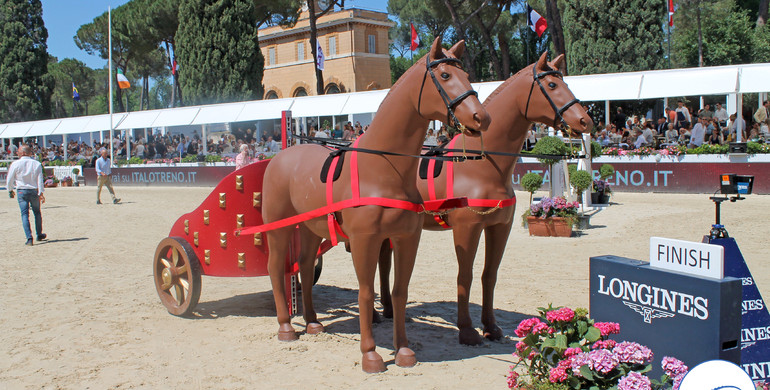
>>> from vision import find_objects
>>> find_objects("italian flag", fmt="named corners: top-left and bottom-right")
top-left (117, 68), bottom-right (131, 89)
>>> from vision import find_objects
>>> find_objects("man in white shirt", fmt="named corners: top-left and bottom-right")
top-left (713, 102), bottom-right (729, 127)
top-left (675, 100), bottom-right (692, 129)
top-left (6, 145), bottom-right (47, 246)
top-left (688, 117), bottom-right (707, 148)
top-left (754, 100), bottom-right (769, 135)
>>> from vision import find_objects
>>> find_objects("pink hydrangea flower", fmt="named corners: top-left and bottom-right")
top-left (592, 339), bottom-right (617, 350)
top-left (549, 366), bottom-right (569, 383)
top-left (662, 356), bottom-right (688, 389)
top-left (514, 317), bottom-right (549, 337)
top-left (506, 368), bottom-right (519, 389)
top-left (515, 341), bottom-right (528, 353)
top-left (563, 347), bottom-right (582, 357)
top-left (594, 322), bottom-right (620, 336)
top-left (587, 349), bottom-right (619, 374)
top-left (618, 371), bottom-right (652, 390)
top-left (546, 307), bottom-right (575, 323)
top-left (570, 352), bottom-right (590, 376)
top-left (613, 341), bottom-right (654, 365)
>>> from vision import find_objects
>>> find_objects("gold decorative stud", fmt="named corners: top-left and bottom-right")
top-left (203, 210), bottom-right (210, 225)
top-left (238, 253), bottom-right (246, 269)
top-left (253, 192), bottom-right (261, 207)
top-left (184, 220), bottom-right (189, 234)
top-left (204, 249), bottom-right (211, 265)
top-left (193, 232), bottom-right (199, 246)
top-left (235, 175), bottom-right (244, 191)
top-left (254, 232), bottom-right (262, 246)
top-left (219, 193), bottom-right (226, 209)
top-left (236, 214), bottom-right (244, 228)
top-left (219, 232), bottom-right (227, 248)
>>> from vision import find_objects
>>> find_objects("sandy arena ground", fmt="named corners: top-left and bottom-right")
top-left (1, 186), bottom-right (768, 389)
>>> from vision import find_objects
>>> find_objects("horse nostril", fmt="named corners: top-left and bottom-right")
top-left (473, 113), bottom-right (482, 126)
top-left (580, 118), bottom-right (587, 127)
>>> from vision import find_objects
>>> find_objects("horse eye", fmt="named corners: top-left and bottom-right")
top-left (548, 82), bottom-right (557, 89)
top-left (441, 72), bottom-right (450, 80)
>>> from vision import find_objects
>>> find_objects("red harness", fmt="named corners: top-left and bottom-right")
top-left (239, 139), bottom-right (465, 245)
top-left (426, 136), bottom-right (517, 228)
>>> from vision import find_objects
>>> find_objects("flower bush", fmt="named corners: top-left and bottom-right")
top-left (522, 197), bottom-right (580, 227)
top-left (593, 179), bottom-right (612, 194)
top-left (507, 305), bottom-right (689, 390)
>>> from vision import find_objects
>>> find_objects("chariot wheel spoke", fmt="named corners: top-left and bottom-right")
top-left (174, 284), bottom-right (185, 305)
top-left (172, 248), bottom-right (179, 266)
top-left (160, 257), bottom-right (172, 268)
top-left (160, 281), bottom-right (173, 291)
top-left (179, 278), bottom-right (190, 291)
top-left (176, 264), bottom-right (188, 275)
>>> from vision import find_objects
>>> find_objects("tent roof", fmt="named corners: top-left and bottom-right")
top-left (236, 98), bottom-right (293, 122)
top-left (3, 122), bottom-right (33, 138)
top-left (289, 94), bottom-right (349, 117)
top-left (52, 116), bottom-right (94, 135)
top-left (153, 106), bottom-right (201, 127)
top-left (339, 90), bottom-right (388, 115)
top-left (192, 102), bottom-right (245, 125)
top-left (83, 114), bottom-right (126, 132)
top-left (115, 110), bottom-right (161, 130)
top-left (739, 63), bottom-right (770, 93)
top-left (26, 119), bottom-right (62, 137)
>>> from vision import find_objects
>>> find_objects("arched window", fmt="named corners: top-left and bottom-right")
top-left (265, 90), bottom-right (279, 99)
top-left (293, 87), bottom-right (308, 97)
top-left (325, 83), bottom-right (340, 94)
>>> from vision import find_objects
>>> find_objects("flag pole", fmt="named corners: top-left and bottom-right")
top-left (667, 13), bottom-right (672, 69)
top-left (108, 6), bottom-right (114, 163)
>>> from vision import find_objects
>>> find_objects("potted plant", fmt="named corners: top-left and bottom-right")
top-left (507, 305), bottom-right (689, 390)
top-left (521, 196), bottom-right (579, 237)
top-left (60, 175), bottom-right (73, 187)
top-left (521, 172), bottom-right (543, 205)
top-left (531, 136), bottom-right (569, 196)
top-left (569, 169), bottom-right (592, 229)
top-left (592, 164), bottom-right (615, 204)
top-left (44, 175), bottom-right (59, 188)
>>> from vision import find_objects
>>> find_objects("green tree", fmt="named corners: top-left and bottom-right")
top-left (149, 76), bottom-right (172, 110)
top-left (176, 0), bottom-right (264, 105)
top-left (672, 0), bottom-right (754, 67)
top-left (47, 57), bottom-right (96, 118)
top-left (563, 0), bottom-right (666, 75)
top-left (0, 0), bottom-right (53, 122)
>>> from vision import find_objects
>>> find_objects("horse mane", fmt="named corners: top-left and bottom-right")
top-left (483, 60), bottom-right (554, 107)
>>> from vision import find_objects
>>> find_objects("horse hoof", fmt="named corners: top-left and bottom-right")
top-left (483, 325), bottom-right (504, 341)
top-left (277, 323), bottom-right (298, 342)
top-left (395, 347), bottom-right (417, 368)
top-left (306, 322), bottom-right (325, 335)
top-left (362, 351), bottom-right (386, 373)
top-left (458, 328), bottom-right (484, 346)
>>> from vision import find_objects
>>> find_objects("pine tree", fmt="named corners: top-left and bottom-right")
top-left (0, 0), bottom-right (53, 122)
top-left (562, 0), bottom-right (666, 75)
top-left (176, 0), bottom-right (264, 105)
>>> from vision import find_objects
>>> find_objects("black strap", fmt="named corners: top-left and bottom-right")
top-left (320, 149), bottom-right (346, 183)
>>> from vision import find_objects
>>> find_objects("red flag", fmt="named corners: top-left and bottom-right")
top-left (527, 5), bottom-right (548, 38)
top-left (410, 23), bottom-right (420, 51)
top-left (668, 0), bottom-right (675, 27)
top-left (172, 59), bottom-right (178, 76)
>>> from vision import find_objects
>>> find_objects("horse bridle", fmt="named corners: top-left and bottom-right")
top-left (417, 57), bottom-right (479, 131)
top-left (524, 65), bottom-right (581, 133)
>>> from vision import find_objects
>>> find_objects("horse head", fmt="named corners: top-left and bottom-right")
top-left (412, 37), bottom-right (491, 137)
top-left (524, 52), bottom-right (593, 135)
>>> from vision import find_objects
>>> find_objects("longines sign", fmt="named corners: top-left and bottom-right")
top-left (590, 255), bottom-right (741, 379)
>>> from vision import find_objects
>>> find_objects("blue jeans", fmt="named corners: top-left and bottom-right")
top-left (17, 189), bottom-right (43, 240)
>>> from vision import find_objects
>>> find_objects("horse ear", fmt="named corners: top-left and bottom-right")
top-left (536, 51), bottom-right (549, 71)
top-left (429, 36), bottom-right (445, 61)
top-left (551, 54), bottom-right (565, 70)
top-left (447, 40), bottom-right (466, 59)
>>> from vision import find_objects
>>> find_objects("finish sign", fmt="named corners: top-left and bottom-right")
top-left (650, 237), bottom-right (724, 279)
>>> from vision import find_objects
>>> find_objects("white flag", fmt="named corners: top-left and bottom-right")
top-left (316, 39), bottom-right (325, 71)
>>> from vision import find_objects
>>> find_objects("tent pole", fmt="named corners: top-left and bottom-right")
top-left (605, 100), bottom-right (610, 126)
top-left (737, 93), bottom-right (744, 143)
top-left (202, 124), bottom-right (207, 155)
top-left (63, 134), bottom-right (68, 160)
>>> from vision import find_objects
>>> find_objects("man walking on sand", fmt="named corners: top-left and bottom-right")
top-left (6, 145), bottom-right (47, 246)
top-left (95, 149), bottom-right (121, 205)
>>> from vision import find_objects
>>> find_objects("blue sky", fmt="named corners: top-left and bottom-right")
top-left (41, 0), bottom-right (388, 70)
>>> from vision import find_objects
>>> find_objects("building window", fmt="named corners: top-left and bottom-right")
top-left (268, 47), bottom-right (276, 65)
top-left (293, 87), bottom-right (307, 97)
top-left (325, 83), bottom-right (340, 94)
top-left (367, 34), bottom-right (376, 54)
top-left (297, 41), bottom-right (305, 61)
top-left (265, 90), bottom-right (279, 99)
top-left (328, 35), bottom-right (336, 56)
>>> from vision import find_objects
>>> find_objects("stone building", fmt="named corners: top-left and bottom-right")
top-left (258, 5), bottom-right (394, 99)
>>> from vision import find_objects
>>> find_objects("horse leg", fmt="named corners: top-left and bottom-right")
top-left (390, 234), bottom-right (420, 368)
top-left (350, 233), bottom-right (387, 373)
top-left (480, 223), bottom-right (512, 341)
top-left (452, 223), bottom-right (484, 346)
top-left (377, 239), bottom-right (393, 320)
top-left (298, 225), bottom-right (324, 334)
top-left (267, 226), bottom-right (298, 341)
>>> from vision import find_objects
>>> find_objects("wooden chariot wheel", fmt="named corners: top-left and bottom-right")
top-left (153, 237), bottom-right (202, 317)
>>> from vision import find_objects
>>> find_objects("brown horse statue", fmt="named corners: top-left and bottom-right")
top-left (377, 52), bottom-right (593, 345)
top-left (260, 37), bottom-right (490, 373)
